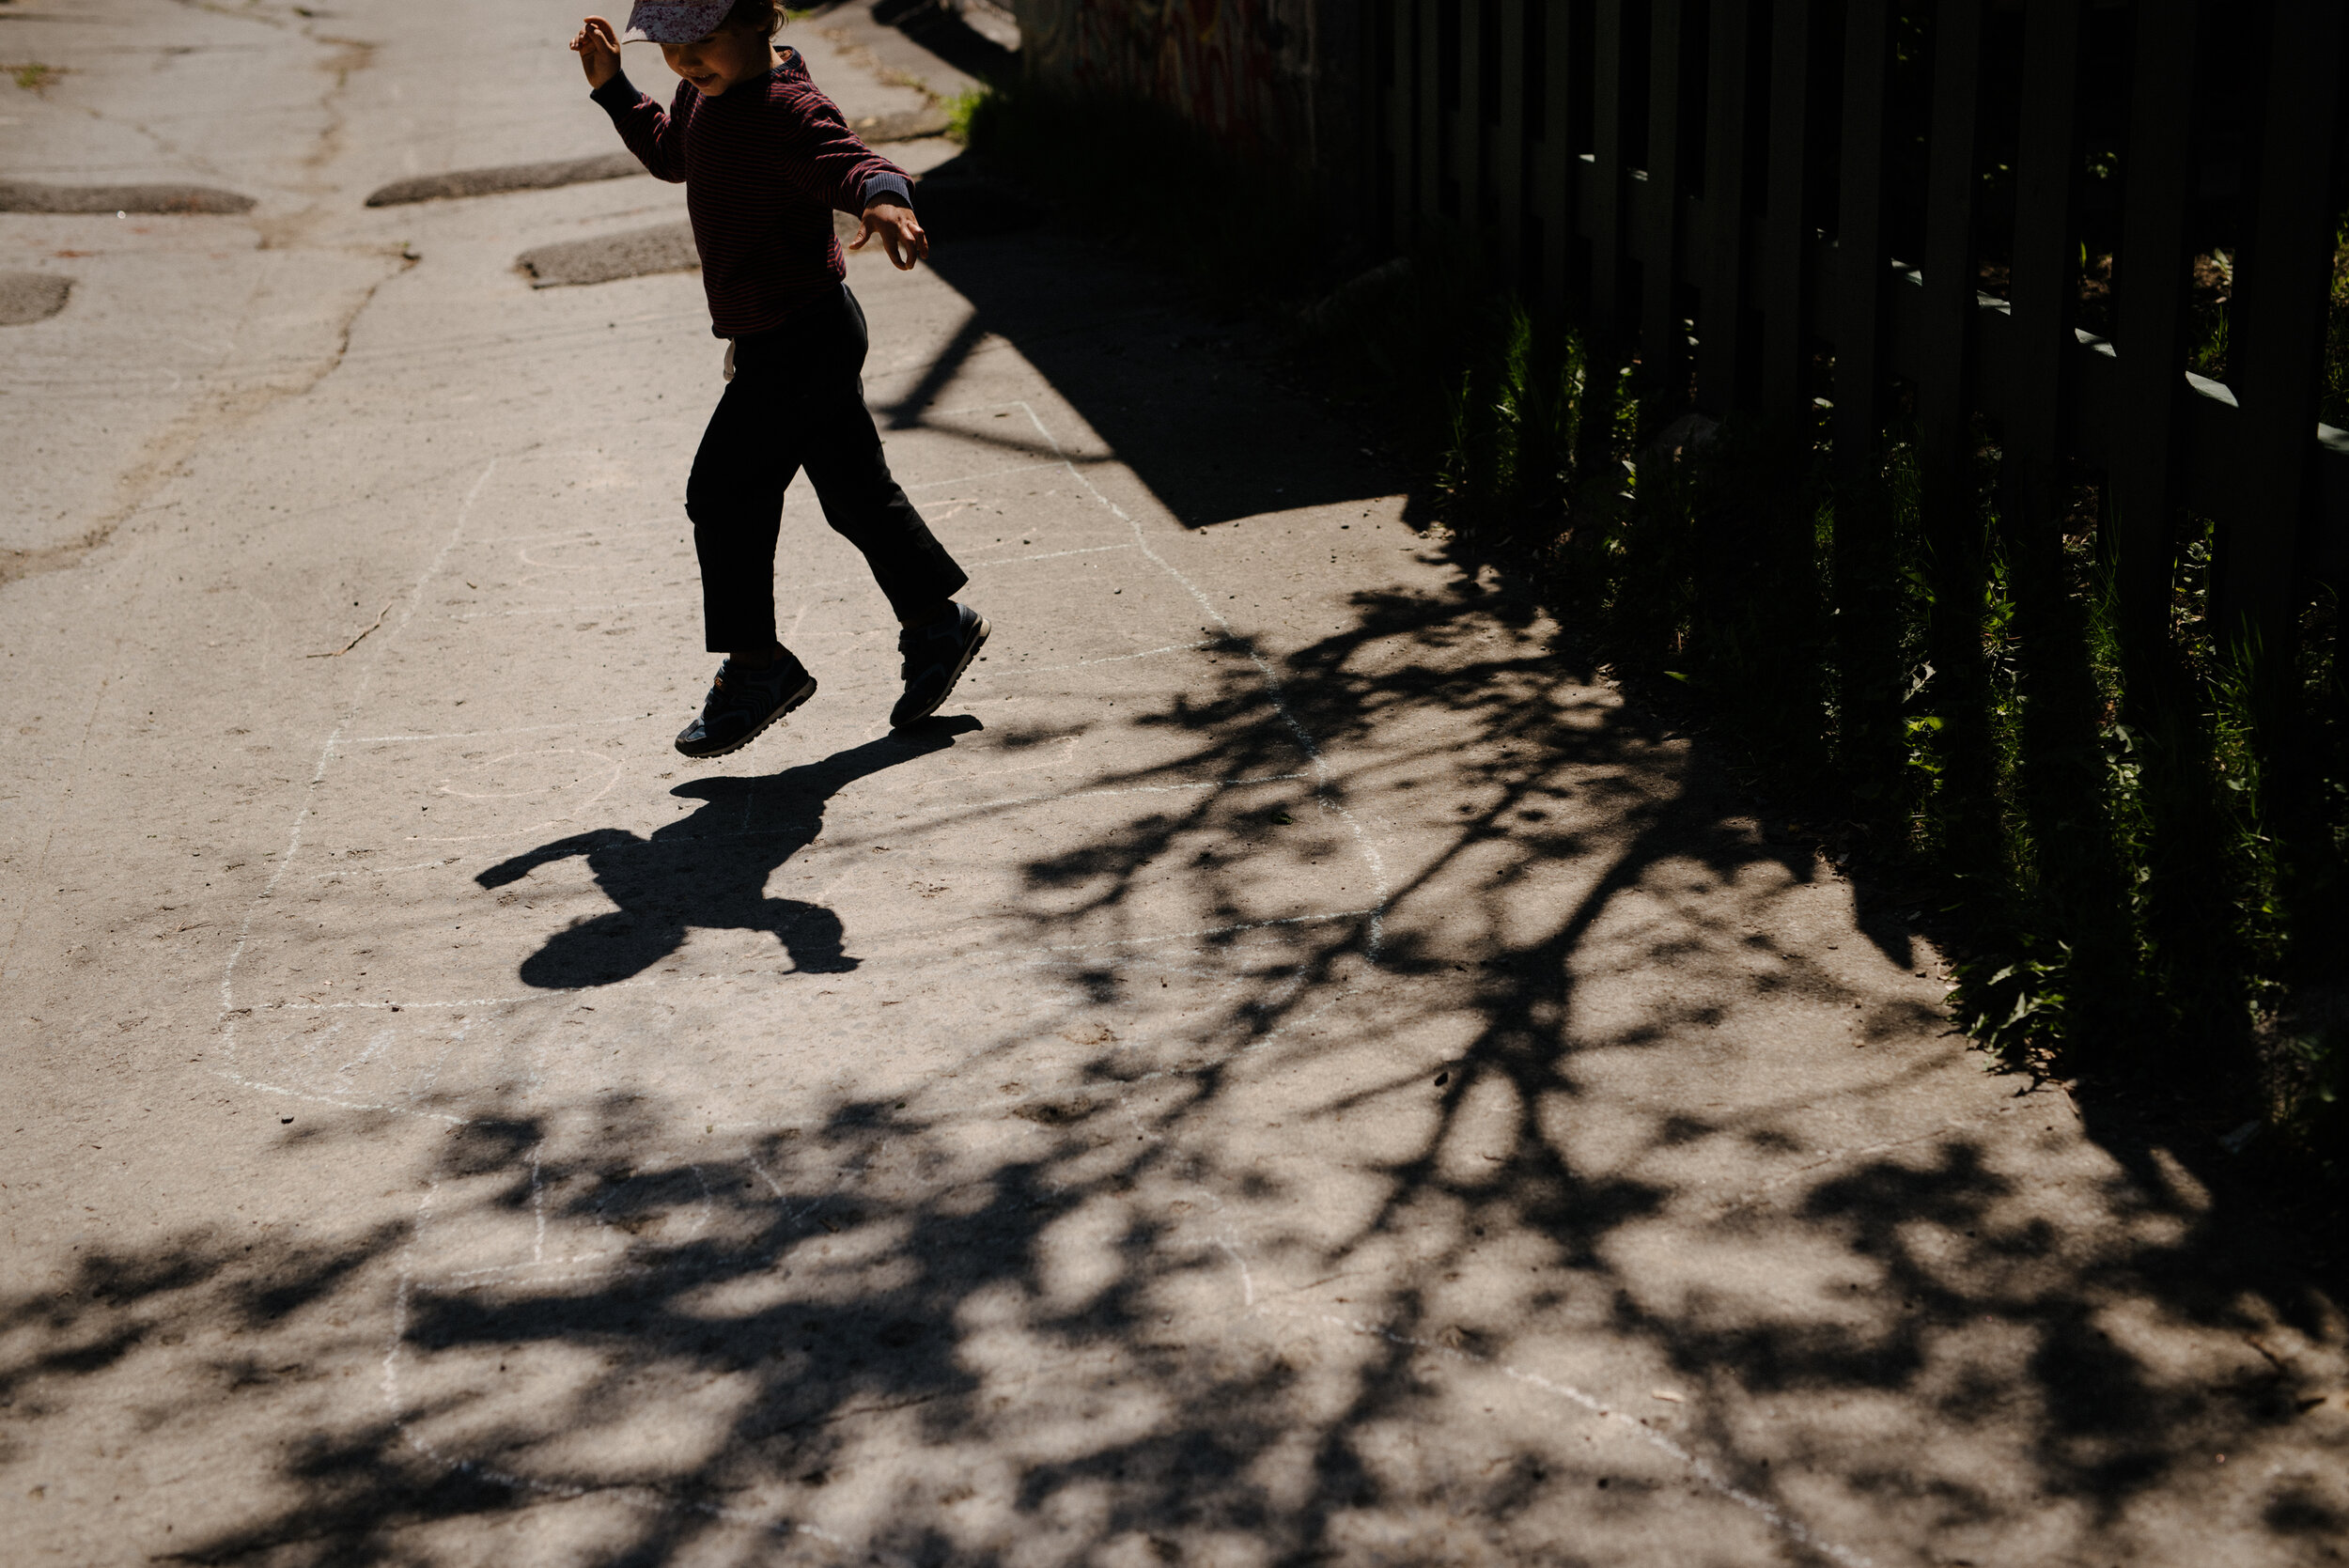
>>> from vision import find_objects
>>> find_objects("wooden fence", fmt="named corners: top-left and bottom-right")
top-left (1376, 0), bottom-right (2349, 649)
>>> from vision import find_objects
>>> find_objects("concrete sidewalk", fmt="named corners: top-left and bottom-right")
top-left (2, 4), bottom-right (2344, 1565)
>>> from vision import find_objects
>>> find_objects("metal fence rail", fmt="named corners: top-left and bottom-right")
top-left (1378, 0), bottom-right (2349, 645)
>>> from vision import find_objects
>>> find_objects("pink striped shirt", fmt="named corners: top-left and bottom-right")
top-left (591, 49), bottom-right (912, 337)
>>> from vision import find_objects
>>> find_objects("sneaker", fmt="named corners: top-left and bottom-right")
top-left (675, 647), bottom-right (817, 759)
top-left (890, 601), bottom-right (989, 728)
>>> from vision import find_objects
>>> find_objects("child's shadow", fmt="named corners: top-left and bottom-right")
top-left (476, 719), bottom-right (979, 988)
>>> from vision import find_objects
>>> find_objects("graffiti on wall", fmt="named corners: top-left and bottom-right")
top-left (1013, 0), bottom-right (1317, 164)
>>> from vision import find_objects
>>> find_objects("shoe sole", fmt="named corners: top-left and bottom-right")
top-left (892, 615), bottom-right (990, 729)
top-left (675, 674), bottom-right (817, 760)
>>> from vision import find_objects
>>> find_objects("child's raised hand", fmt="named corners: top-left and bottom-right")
top-left (572, 16), bottom-right (621, 88)
top-left (850, 202), bottom-right (930, 271)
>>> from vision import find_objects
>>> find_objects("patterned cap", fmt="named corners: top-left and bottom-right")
top-left (620, 1), bottom-right (734, 43)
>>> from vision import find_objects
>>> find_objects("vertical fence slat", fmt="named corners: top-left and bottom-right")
top-left (1455, 0), bottom-right (1486, 240)
top-left (1912, 0), bottom-right (1995, 862)
top-left (1831, 0), bottom-right (1894, 474)
top-left (1532, 0), bottom-right (1577, 308)
top-left (1637, 0), bottom-right (1689, 398)
top-left (1389, 0), bottom-right (1419, 252)
top-left (1494, 0), bottom-right (1528, 285)
top-left (1760, 0), bottom-right (1816, 419)
top-left (2001, 0), bottom-right (2086, 528)
top-left (1418, 0), bottom-right (1446, 226)
top-left (2107, 0), bottom-right (2201, 660)
top-left (1916, 0), bottom-right (1985, 546)
top-left (1695, 0), bottom-right (1756, 412)
top-left (1590, 0), bottom-right (1629, 327)
top-left (2217, 0), bottom-right (2348, 645)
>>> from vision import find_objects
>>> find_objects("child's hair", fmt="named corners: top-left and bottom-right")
top-left (721, 0), bottom-right (783, 36)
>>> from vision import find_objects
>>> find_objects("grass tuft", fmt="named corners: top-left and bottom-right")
top-left (942, 85), bottom-right (988, 145)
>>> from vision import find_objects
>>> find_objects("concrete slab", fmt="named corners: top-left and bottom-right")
top-left (2, 4), bottom-right (2344, 1567)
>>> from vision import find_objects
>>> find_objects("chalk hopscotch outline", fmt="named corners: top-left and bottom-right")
top-left (208, 417), bottom-right (1393, 1161)
top-left (206, 409), bottom-right (1875, 1568)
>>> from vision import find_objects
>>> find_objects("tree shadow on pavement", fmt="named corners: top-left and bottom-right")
top-left (6, 236), bottom-right (2346, 1568)
top-left (475, 719), bottom-right (980, 987)
top-left (11, 577), bottom-right (2341, 1567)
top-left (866, 0), bottom-right (1017, 85)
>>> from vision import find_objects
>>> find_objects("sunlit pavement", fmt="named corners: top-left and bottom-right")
top-left (3, 5), bottom-right (2344, 1564)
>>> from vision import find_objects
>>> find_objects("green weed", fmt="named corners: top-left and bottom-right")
top-left (942, 85), bottom-right (988, 145)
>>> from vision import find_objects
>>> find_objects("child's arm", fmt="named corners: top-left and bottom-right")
top-left (774, 86), bottom-right (928, 269)
top-left (475, 831), bottom-right (614, 890)
top-left (573, 15), bottom-right (687, 182)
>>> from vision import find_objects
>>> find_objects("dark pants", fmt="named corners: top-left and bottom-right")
top-left (685, 284), bottom-right (967, 653)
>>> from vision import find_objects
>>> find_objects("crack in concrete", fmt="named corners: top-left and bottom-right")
top-left (2, 245), bottom-right (407, 592)
top-left (1, 6), bottom-right (399, 594)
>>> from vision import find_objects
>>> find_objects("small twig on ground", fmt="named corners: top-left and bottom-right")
top-left (306, 601), bottom-right (391, 658)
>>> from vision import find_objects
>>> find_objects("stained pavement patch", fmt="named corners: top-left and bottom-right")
top-left (364, 151), bottom-right (644, 208)
top-left (0, 272), bottom-right (71, 325)
top-left (0, 181), bottom-right (255, 214)
top-left (517, 222), bottom-right (699, 287)
top-left (850, 104), bottom-right (953, 142)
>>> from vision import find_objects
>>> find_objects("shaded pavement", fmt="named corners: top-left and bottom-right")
top-left (1, 3), bottom-right (2345, 1566)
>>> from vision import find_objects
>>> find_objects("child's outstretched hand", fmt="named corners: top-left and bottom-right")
top-left (572, 16), bottom-right (621, 89)
top-left (850, 202), bottom-right (929, 270)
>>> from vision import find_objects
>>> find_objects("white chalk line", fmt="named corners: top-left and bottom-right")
top-left (898, 457), bottom-right (1084, 490)
top-left (944, 771), bottom-right (1305, 816)
top-left (266, 995), bottom-right (534, 1013)
top-left (466, 521), bottom-right (677, 546)
top-left (201, 1068), bottom-right (473, 1126)
top-left (445, 597), bottom-right (695, 622)
top-left (216, 458), bottom-right (503, 1083)
top-left (529, 1143), bottom-right (548, 1265)
top-left (973, 541), bottom-right (1133, 567)
top-left (1216, 1238), bottom-right (1258, 1310)
top-left (438, 542), bottom-right (1133, 622)
top-left (212, 1013), bottom-right (486, 1126)
top-left (311, 858), bottom-right (463, 880)
top-left (1038, 908), bottom-right (1377, 955)
top-left (1013, 638), bottom-right (1218, 674)
top-left (337, 714), bottom-right (650, 746)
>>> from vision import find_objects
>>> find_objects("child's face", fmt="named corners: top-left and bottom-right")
top-left (658, 25), bottom-right (772, 98)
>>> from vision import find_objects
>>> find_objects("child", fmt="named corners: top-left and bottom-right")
top-left (572, 0), bottom-right (988, 758)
